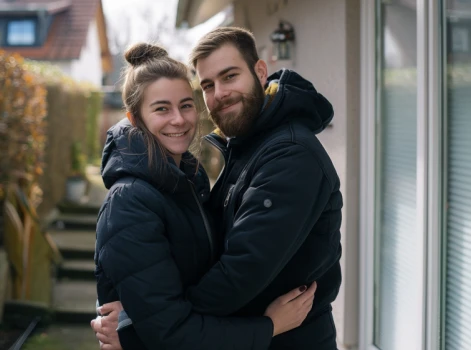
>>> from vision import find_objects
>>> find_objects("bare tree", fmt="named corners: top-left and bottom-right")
top-left (105, 3), bottom-right (193, 61)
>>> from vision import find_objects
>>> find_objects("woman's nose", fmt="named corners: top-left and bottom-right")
top-left (170, 111), bottom-right (185, 125)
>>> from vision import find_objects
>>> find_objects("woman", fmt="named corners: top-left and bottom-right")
top-left (93, 43), bottom-right (316, 350)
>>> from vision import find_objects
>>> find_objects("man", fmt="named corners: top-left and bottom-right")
top-left (93, 27), bottom-right (342, 349)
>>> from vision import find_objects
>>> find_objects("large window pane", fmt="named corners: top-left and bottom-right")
top-left (443, 1), bottom-right (471, 349)
top-left (6, 20), bottom-right (36, 46)
top-left (374, 1), bottom-right (422, 349)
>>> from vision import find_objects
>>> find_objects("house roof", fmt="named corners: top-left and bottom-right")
top-left (176, 0), bottom-right (232, 28)
top-left (0, 0), bottom-right (112, 72)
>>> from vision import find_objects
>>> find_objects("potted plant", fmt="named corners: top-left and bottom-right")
top-left (65, 142), bottom-right (87, 203)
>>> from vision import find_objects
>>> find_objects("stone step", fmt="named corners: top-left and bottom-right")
top-left (49, 230), bottom-right (95, 260)
top-left (51, 214), bottom-right (98, 231)
top-left (57, 200), bottom-right (101, 216)
top-left (3, 300), bottom-right (53, 328)
top-left (58, 260), bottom-right (95, 281)
top-left (53, 280), bottom-right (97, 324)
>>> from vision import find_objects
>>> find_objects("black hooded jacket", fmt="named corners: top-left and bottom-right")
top-left (187, 69), bottom-right (343, 348)
top-left (94, 119), bottom-right (274, 350)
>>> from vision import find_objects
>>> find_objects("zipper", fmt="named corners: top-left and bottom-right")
top-left (189, 180), bottom-right (215, 263)
top-left (224, 185), bottom-right (235, 207)
top-left (204, 134), bottom-right (228, 163)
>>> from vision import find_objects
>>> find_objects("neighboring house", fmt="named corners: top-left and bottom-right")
top-left (0, 0), bottom-right (112, 86)
top-left (100, 53), bottom-right (126, 146)
top-left (176, 1), bottom-right (471, 350)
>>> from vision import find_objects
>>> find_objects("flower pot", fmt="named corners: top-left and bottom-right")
top-left (65, 177), bottom-right (87, 203)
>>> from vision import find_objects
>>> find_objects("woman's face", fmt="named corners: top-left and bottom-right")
top-left (140, 78), bottom-right (198, 164)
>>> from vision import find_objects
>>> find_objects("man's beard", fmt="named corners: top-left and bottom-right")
top-left (209, 79), bottom-right (265, 138)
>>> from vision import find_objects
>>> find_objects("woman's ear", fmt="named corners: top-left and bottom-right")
top-left (126, 111), bottom-right (136, 126)
top-left (254, 59), bottom-right (268, 86)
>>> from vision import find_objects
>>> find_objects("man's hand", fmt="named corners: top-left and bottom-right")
top-left (90, 301), bottom-right (124, 350)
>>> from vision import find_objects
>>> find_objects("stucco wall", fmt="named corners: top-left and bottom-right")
top-left (55, 20), bottom-right (103, 86)
top-left (232, 0), bottom-right (361, 347)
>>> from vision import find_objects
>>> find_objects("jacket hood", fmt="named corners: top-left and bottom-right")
top-left (101, 118), bottom-right (209, 195)
top-left (255, 69), bottom-right (334, 135)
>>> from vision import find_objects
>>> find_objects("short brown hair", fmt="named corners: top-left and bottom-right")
top-left (189, 27), bottom-right (259, 71)
top-left (122, 43), bottom-right (192, 169)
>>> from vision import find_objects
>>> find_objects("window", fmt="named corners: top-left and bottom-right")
top-left (373, 1), bottom-right (424, 349)
top-left (362, 0), bottom-right (471, 349)
top-left (442, 1), bottom-right (471, 349)
top-left (6, 19), bottom-right (36, 46)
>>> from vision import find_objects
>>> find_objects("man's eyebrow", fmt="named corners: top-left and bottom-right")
top-left (200, 66), bottom-right (240, 86)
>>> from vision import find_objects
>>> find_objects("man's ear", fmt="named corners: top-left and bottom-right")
top-left (254, 59), bottom-right (268, 86)
top-left (126, 111), bottom-right (136, 126)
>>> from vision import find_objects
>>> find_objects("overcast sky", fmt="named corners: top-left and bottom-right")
top-left (101, 0), bottom-right (225, 61)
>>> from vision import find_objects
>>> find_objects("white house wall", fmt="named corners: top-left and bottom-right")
top-left (232, 0), bottom-right (361, 348)
top-left (55, 20), bottom-right (103, 86)
top-left (55, 60), bottom-right (73, 77)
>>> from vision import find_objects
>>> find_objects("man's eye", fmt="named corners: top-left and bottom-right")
top-left (226, 74), bottom-right (237, 80)
top-left (155, 107), bottom-right (168, 112)
top-left (202, 84), bottom-right (213, 91)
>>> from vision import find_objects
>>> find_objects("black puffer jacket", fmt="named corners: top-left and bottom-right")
top-left (94, 119), bottom-right (273, 350)
top-left (187, 69), bottom-right (343, 349)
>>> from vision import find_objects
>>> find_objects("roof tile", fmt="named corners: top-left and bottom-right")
top-left (2, 0), bottom-right (100, 60)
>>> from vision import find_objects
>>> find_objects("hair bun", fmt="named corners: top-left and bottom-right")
top-left (124, 43), bottom-right (168, 67)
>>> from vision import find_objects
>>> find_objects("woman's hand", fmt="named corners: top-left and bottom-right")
top-left (263, 282), bottom-right (317, 336)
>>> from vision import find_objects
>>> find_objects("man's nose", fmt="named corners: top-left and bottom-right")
top-left (214, 83), bottom-right (230, 102)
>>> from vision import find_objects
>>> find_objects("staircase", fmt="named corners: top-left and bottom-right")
top-left (49, 203), bottom-right (99, 324)
top-left (47, 165), bottom-right (107, 326)
top-left (18, 166), bottom-right (108, 348)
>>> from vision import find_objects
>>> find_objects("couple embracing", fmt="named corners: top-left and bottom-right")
top-left (91, 26), bottom-right (342, 350)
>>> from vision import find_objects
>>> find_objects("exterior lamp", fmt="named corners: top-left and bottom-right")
top-left (270, 21), bottom-right (295, 60)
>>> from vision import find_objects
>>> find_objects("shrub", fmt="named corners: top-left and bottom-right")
top-left (0, 51), bottom-right (47, 203)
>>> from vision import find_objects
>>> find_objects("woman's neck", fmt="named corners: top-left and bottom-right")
top-left (171, 154), bottom-right (182, 168)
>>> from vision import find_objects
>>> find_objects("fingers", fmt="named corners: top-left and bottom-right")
top-left (278, 285), bottom-right (308, 304)
top-left (98, 301), bottom-right (123, 316)
top-left (96, 331), bottom-right (109, 344)
top-left (91, 316), bottom-right (103, 332)
top-left (298, 282), bottom-right (317, 304)
top-left (100, 344), bottom-right (122, 350)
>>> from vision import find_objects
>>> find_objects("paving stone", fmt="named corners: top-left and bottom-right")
top-left (53, 281), bottom-right (97, 323)
top-left (58, 260), bottom-right (95, 281)
top-left (49, 230), bottom-right (96, 252)
top-left (51, 214), bottom-right (98, 230)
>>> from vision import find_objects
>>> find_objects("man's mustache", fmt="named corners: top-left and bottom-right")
top-left (212, 97), bottom-right (243, 114)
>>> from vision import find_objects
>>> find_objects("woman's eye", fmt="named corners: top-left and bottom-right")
top-left (155, 107), bottom-right (168, 112)
top-left (181, 103), bottom-right (194, 109)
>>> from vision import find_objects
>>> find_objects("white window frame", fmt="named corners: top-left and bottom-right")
top-left (359, 1), bottom-right (443, 349)
top-left (425, 1), bottom-right (443, 350)
top-left (359, 0), bottom-right (378, 348)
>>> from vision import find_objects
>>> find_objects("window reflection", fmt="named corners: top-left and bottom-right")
top-left (7, 20), bottom-right (36, 46)
top-left (374, 1), bottom-right (421, 349)
top-left (444, 1), bottom-right (471, 350)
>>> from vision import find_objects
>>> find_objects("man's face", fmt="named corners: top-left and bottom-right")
top-left (196, 44), bottom-right (266, 137)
